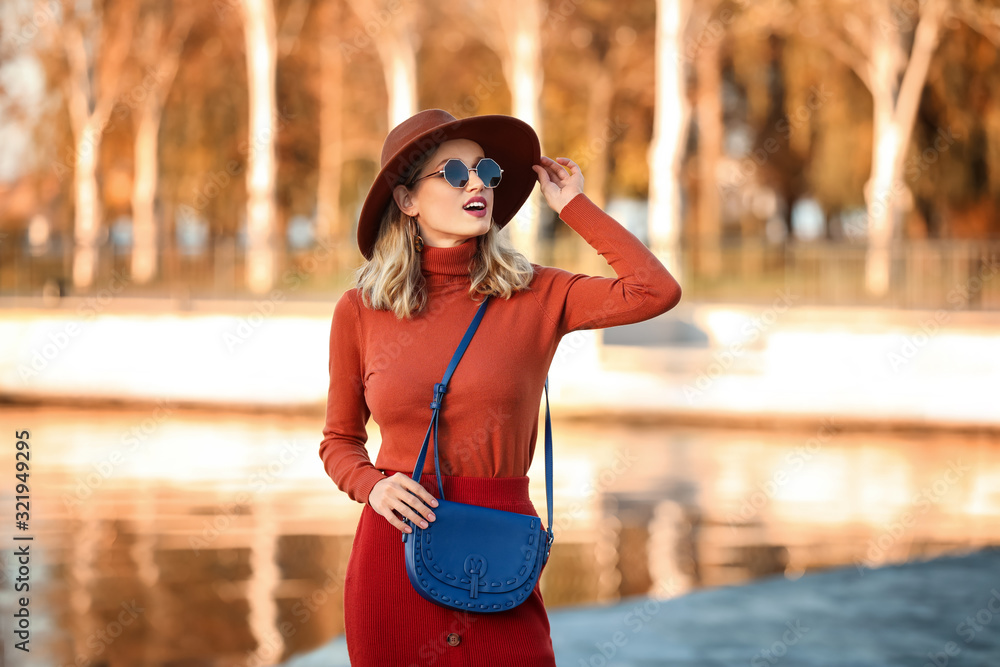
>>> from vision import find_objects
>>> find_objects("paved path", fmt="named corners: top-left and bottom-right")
top-left (280, 547), bottom-right (1000, 666)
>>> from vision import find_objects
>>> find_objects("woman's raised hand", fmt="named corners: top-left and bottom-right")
top-left (368, 472), bottom-right (438, 534)
top-left (533, 156), bottom-right (585, 215)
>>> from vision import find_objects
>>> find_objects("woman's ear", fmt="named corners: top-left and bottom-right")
top-left (393, 185), bottom-right (418, 217)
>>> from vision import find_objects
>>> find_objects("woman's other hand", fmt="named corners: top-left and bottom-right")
top-left (533, 156), bottom-right (585, 216)
top-left (368, 473), bottom-right (439, 534)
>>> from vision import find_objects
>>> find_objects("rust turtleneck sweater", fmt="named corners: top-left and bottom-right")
top-left (319, 193), bottom-right (682, 505)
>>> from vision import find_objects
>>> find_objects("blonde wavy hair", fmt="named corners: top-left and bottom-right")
top-left (354, 150), bottom-right (535, 320)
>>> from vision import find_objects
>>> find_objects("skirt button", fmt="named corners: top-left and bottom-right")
top-left (446, 632), bottom-right (461, 647)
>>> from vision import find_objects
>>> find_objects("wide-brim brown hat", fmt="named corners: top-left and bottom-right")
top-left (356, 109), bottom-right (541, 260)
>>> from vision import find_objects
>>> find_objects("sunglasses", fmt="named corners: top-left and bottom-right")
top-left (411, 158), bottom-right (503, 189)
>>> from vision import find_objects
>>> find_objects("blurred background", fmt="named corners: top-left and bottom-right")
top-left (1, 0), bottom-right (999, 665)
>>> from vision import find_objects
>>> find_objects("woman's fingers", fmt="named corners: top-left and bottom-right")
top-left (370, 473), bottom-right (439, 534)
top-left (396, 502), bottom-right (430, 532)
top-left (556, 157), bottom-right (581, 174)
top-left (399, 475), bottom-right (439, 519)
top-left (532, 164), bottom-right (551, 187)
top-left (534, 163), bottom-right (555, 187)
top-left (541, 156), bottom-right (568, 181)
top-left (539, 156), bottom-right (581, 187)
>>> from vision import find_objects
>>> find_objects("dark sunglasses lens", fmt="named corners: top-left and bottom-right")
top-left (478, 159), bottom-right (502, 188)
top-left (443, 160), bottom-right (470, 188)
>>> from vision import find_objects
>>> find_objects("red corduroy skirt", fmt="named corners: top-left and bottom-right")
top-left (343, 469), bottom-right (556, 666)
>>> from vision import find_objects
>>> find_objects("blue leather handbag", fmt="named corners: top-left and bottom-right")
top-left (402, 295), bottom-right (555, 613)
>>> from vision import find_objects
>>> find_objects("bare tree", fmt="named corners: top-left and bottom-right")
top-left (692, 1), bottom-right (723, 280)
top-left (240, 0), bottom-right (279, 294)
top-left (745, 0), bottom-right (951, 297)
top-left (48, 0), bottom-right (137, 290)
top-left (277, 0), bottom-right (311, 56)
top-left (648, 0), bottom-right (691, 277)
top-left (129, 2), bottom-right (194, 285)
top-left (315, 0), bottom-right (348, 268)
top-left (544, 5), bottom-right (653, 211)
top-left (449, 0), bottom-right (544, 258)
top-left (846, 0), bottom-right (947, 297)
top-left (344, 0), bottom-right (418, 128)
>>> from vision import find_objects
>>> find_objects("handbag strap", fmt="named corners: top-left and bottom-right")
top-left (409, 295), bottom-right (555, 553)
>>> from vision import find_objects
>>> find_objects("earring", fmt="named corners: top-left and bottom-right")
top-left (411, 218), bottom-right (424, 252)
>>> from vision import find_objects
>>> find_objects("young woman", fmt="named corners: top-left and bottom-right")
top-left (319, 108), bottom-right (682, 665)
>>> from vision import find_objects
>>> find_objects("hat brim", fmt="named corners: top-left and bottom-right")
top-left (357, 115), bottom-right (541, 260)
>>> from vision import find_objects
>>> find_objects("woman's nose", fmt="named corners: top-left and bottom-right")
top-left (465, 169), bottom-right (485, 191)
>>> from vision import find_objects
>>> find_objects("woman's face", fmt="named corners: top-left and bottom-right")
top-left (392, 139), bottom-right (495, 249)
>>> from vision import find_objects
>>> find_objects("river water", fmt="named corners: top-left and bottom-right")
top-left (2, 405), bottom-right (998, 666)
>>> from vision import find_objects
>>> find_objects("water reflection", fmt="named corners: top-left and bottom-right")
top-left (2, 406), bottom-right (997, 665)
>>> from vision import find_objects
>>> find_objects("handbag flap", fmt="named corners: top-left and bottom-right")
top-left (411, 499), bottom-right (544, 595)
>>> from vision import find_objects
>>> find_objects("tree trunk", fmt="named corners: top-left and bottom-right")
top-left (131, 106), bottom-right (161, 284)
top-left (695, 34), bottom-right (722, 279)
top-left (317, 0), bottom-right (347, 270)
top-left (583, 64), bottom-right (615, 210)
top-left (355, 0), bottom-right (417, 128)
top-left (863, 87), bottom-right (901, 298)
top-left (242, 0), bottom-right (279, 294)
top-left (385, 46), bottom-right (417, 128)
top-left (861, 0), bottom-right (944, 298)
top-left (130, 13), bottom-right (191, 286)
top-left (72, 121), bottom-right (103, 289)
top-left (60, 6), bottom-right (137, 290)
top-left (498, 0), bottom-right (543, 260)
top-left (648, 0), bottom-right (689, 277)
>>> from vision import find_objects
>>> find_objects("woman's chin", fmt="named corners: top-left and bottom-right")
top-left (456, 218), bottom-right (491, 238)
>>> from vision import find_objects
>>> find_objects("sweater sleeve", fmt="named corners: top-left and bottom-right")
top-left (318, 290), bottom-right (386, 505)
top-left (533, 193), bottom-right (682, 334)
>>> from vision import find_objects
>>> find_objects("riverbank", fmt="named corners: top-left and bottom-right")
top-left (2, 296), bottom-right (999, 432)
top-left (279, 547), bottom-right (1000, 666)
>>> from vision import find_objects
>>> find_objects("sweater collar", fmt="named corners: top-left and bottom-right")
top-left (420, 238), bottom-right (478, 278)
